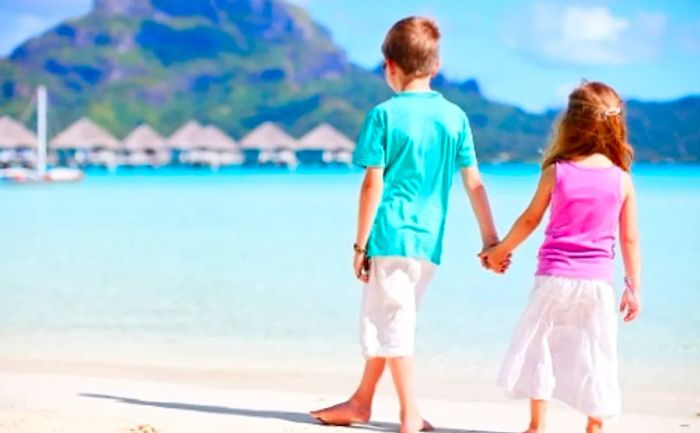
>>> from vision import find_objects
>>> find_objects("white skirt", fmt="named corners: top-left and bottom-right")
top-left (498, 275), bottom-right (621, 419)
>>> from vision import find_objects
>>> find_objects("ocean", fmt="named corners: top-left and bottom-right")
top-left (1, 164), bottom-right (698, 415)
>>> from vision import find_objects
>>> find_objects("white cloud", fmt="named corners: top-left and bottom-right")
top-left (504, 2), bottom-right (667, 66)
top-left (560, 6), bottom-right (629, 43)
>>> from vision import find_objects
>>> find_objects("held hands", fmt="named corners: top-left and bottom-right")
top-left (478, 242), bottom-right (513, 274)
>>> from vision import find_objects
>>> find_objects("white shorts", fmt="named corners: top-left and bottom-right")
top-left (359, 257), bottom-right (436, 358)
top-left (498, 275), bottom-right (621, 419)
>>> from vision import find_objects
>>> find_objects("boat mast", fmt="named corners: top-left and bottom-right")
top-left (37, 85), bottom-right (47, 176)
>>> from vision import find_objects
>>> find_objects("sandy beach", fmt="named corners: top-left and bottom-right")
top-left (0, 359), bottom-right (698, 433)
top-left (1, 168), bottom-right (698, 433)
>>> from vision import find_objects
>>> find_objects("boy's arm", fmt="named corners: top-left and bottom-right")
top-left (354, 167), bottom-right (384, 281)
top-left (460, 166), bottom-right (499, 250)
top-left (619, 172), bottom-right (641, 322)
top-left (482, 165), bottom-right (554, 268)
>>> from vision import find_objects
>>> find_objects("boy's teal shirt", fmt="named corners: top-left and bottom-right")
top-left (353, 90), bottom-right (477, 265)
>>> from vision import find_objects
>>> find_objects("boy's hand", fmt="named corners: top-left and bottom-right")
top-left (479, 245), bottom-right (512, 274)
top-left (619, 289), bottom-right (640, 322)
top-left (353, 252), bottom-right (370, 283)
top-left (479, 240), bottom-right (499, 270)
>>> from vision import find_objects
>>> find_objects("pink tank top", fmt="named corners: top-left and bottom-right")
top-left (536, 161), bottom-right (623, 283)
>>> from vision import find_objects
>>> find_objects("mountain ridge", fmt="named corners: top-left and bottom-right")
top-left (0, 0), bottom-right (697, 162)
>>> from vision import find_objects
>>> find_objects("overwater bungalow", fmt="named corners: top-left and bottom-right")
top-left (167, 121), bottom-right (242, 168)
top-left (298, 123), bottom-right (354, 165)
top-left (190, 125), bottom-right (243, 168)
top-left (239, 121), bottom-right (298, 166)
top-left (167, 120), bottom-right (206, 165)
top-left (50, 117), bottom-right (120, 168)
top-left (122, 124), bottom-right (170, 167)
top-left (0, 116), bottom-right (37, 167)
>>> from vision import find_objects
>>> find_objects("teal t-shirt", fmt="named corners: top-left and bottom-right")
top-left (353, 91), bottom-right (477, 265)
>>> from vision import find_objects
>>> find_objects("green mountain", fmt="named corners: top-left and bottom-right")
top-left (0, 0), bottom-right (698, 162)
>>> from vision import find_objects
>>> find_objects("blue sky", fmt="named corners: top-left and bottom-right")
top-left (1, 0), bottom-right (699, 112)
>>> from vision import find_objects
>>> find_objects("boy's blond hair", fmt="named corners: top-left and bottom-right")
top-left (382, 17), bottom-right (440, 78)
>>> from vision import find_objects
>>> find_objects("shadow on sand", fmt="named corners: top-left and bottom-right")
top-left (80, 393), bottom-right (516, 433)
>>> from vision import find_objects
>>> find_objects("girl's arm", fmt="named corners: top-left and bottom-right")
top-left (460, 166), bottom-right (499, 249)
top-left (482, 165), bottom-right (555, 269)
top-left (619, 172), bottom-right (641, 321)
top-left (354, 167), bottom-right (384, 282)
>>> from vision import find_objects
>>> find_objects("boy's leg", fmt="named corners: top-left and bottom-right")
top-left (309, 357), bottom-right (385, 425)
top-left (524, 399), bottom-right (547, 433)
top-left (586, 417), bottom-right (603, 433)
top-left (312, 258), bottom-right (434, 430)
top-left (388, 355), bottom-right (433, 433)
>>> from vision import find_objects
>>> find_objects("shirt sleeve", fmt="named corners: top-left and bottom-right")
top-left (456, 115), bottom-right (477, 168)
top-left (353, 108), bottom-right (386, 168)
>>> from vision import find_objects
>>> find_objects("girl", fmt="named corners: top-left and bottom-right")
top-left (482, 81), bottom-right (641, 433)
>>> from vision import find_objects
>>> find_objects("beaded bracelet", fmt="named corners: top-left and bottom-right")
top-left (353, 243), bottom-right (367, 254)
top-left (624, 276), bottom-right (640, 293)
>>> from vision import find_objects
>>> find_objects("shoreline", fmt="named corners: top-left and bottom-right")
top-left (0, 369), bottom-right (697, 433)
top-left (63, 162), bottom-right (700, 178)
top-left (1, 357), bottom-right (698, 420)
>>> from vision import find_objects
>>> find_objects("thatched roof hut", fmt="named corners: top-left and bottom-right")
top-left (239, 122), bottom-right (297, 151)
top-left (0, 116), bottom-right (37, 149)
top-left (167, 120), bottom-right (206, 150)
top-left (122, 124), bottom-right (167, 152)
top-left (200, 125), bottom-right (238, 151)
top-left (299, 123), bottom-right (354, 152)
top-left (51, 117), bottom-right (119, 150)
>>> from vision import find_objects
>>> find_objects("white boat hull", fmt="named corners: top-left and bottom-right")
top-left (0, 167), bottom-right (83, 183)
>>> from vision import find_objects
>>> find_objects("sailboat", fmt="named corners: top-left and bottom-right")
top-left (0, 86), bottom-right (83, 183)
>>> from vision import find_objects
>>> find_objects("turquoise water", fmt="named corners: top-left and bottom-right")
top-left (0, 165), bottom-right (698, 399)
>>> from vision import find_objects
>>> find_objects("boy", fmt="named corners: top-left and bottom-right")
top-left (310, 16), bottom-right (500, 433)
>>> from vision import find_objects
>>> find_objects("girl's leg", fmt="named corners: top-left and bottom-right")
top-left (525, 399), bottom-right (547, 433)
top-left (309, 357), bottom-right (385, 425)
top-left (586, 416), bottom-right (603, 433)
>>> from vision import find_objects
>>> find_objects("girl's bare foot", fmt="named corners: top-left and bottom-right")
top-left (587, 416), bottom-right (603, 433)
top-left (400, 413), bottom-right (435, 433)
top-left (309, 399), bottom-right (370, 426)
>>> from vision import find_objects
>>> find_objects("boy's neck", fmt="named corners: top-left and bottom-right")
top-left (398, 76), bottom-right (433, 93)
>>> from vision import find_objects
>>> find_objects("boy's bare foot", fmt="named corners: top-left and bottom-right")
top-left (309, 399), bottom-right (370, 426)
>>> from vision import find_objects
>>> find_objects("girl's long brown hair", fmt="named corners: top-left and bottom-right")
top-left (542, 81), bottom-right (634, 171)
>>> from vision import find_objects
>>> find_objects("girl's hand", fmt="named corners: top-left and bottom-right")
top-left (619, 289), bottom-right (641, 322)
top-left (479, 240), bottom-right (500, 270)
top-left (479, 245), bottom-right (511, 274)
top-left (353, 252), bottom-right (370, 283)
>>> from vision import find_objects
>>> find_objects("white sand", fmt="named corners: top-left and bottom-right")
top-left (0, 370), bottom-right (698, 433)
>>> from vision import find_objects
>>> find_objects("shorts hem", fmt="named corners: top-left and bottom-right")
top-left (362, 348), bottom-right (415, 359)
